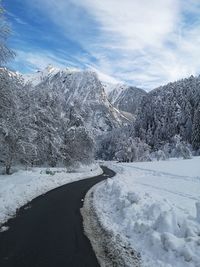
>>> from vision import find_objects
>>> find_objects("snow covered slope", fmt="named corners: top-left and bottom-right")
top-left (93, 158), bottom-right (200, 267)
top-left (108, 84), bottom-right (147, 115)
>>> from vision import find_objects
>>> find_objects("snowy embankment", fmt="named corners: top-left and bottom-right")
top-left (83, 158), bottom-right (200, 267)
top-left (0, 164), bottom-right (102, 227)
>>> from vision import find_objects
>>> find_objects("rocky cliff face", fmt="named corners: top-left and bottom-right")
top-left (108, 84), bottom-right (147, 115)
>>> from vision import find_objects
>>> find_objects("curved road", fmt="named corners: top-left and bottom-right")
top-left (0, 166), bottom-right (115, 267)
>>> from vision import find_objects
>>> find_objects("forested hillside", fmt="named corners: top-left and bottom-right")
top-left (98, 76), bottom-right (200, 162)
top-left (135, 75), bottom-right (200, 150)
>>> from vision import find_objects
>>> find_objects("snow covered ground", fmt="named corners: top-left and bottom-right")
top-left (0, 164), bottom-right (102, 226)
top-left (94, 158), bottom-right (200, 267)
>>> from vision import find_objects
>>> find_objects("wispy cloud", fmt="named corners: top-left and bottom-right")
top-left (75, 0), bottom-right (200, 89)
top-left (6, 11), bottom-right (28, 26)
top-left (8, 0), bottom-right (200, 89)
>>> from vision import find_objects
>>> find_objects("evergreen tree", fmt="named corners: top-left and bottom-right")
top-left (192, 104), bottom-right (200, 150)
top-left (0, 1), bottom-right (15, 65)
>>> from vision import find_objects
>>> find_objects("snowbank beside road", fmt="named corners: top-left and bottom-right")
top-left (0, 164), bottom-right (102, 226)
top-left (82, 182), bottom-right (141, 267)
top-left (93, 158), bottom-right (200, 267)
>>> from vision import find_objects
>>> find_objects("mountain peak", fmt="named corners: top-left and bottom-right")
top-left (23, 65), bottom-right (60, 86)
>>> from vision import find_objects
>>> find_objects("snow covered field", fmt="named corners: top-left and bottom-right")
top-left (0, 164), bottom-right (102, 226)
top-left (94, 158), bottom-right (200, 267)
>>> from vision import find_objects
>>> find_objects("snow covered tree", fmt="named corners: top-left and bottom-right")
top-left (170, 135), bottom-right (192, 159)
top-left (25, 82), bottom-right (95, 168)
top-left (0, 70), bottom-right (21, 173)
top-left (27, 85), bottom-right (65, 166)
top-left (0, 2), bottom-right (15, 65)
top-left (150, 150), bottom-right (167, 161)
top-left (97, 126), bottom-right (150, 162)
top-left (150, 135), bottom-right (192, 160)
top-left (192, 103), bottom-right (200, 150)
top-left (135, 75), bottom-right (200, 151)
top-left (60, 108), bottom-right (95, 168)
top-left (0, 69), bottom-right (34, 173)
top-left (114, 137), bottom-right (150, 162)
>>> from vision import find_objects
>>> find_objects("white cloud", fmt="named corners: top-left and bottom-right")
top-left (22, 0), bottom-right (200, 89)
top-left (78, 0), bottom-right (179, 50)
top-left (76, 0), bottom-right (200, 89)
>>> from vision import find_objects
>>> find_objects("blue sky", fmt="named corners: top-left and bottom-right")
top-left (4, 0), bottom-right (200, 89)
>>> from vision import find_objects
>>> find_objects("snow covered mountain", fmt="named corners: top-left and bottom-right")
top-left (25, 67), bottom-right (131, 135)
top-left (4, 65), bottom-right (200, 154)
top-left (23, 65), bottom-right (79, 86)
top-left (107, 84), bottom-right (147, 115)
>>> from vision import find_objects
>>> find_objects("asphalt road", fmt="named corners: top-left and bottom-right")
top-left (0, 166), bottom-right (115, 267)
